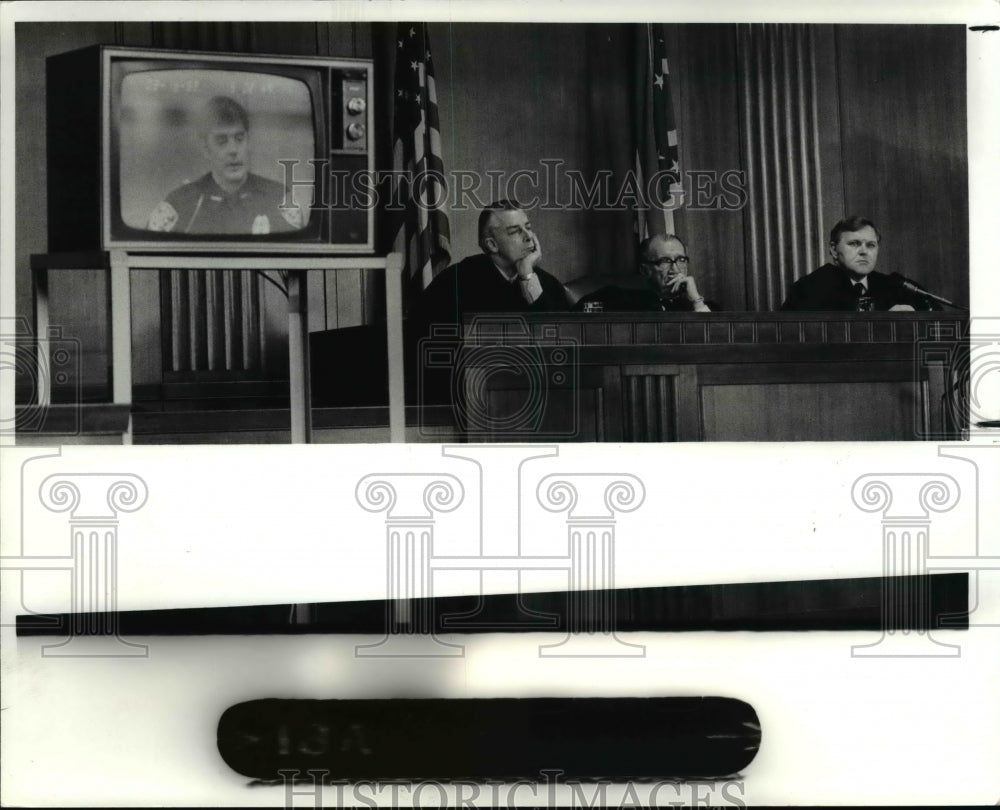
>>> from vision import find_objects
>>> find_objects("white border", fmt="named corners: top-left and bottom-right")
top-left (2, 1), bottom-right (999, 806)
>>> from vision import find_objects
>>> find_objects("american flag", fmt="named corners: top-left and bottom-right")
top-left (391, 23), bottom-right (451, 292)
top-left (634, 23), bottom-right (681, 239)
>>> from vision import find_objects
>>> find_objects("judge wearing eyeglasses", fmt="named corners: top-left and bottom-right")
top-left (636, 234), bottom-right (713, 312)
top-left (573, 234), bottom-right (717, 312)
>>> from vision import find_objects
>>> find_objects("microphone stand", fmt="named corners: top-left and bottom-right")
top-left (891, 274), bottom-right (968, 310)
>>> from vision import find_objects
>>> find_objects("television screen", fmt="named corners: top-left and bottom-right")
top-left (46, 46), bottom-right (373, 254)
top-left (117, 69), bottom-right (315, 236)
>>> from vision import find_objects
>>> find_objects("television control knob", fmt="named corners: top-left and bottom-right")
top-left (346, 97), bottom-right (366, 115)
top-left (346, 122), bottom-right (366, 141)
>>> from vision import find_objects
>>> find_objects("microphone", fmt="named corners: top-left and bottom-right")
top-left (888, 272), bottom-right (966, 309)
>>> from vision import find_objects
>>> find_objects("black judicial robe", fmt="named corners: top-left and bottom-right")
top-left (407, 253), bottom-right (570, 404)
top-left (574, 285), bottom-right (720, 312)
top-left (412, 252), bottom-right (570, 332)
top-left (780, 264), bottom-right (940, 312)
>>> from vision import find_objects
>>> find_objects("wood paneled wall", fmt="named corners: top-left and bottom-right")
top-left (736, 24), bottom-right (828, 312)
top-left (427, 23), bottom-right (966, 312)
top-left (666, 23), bottom-right (965, 311)
top-left (14, 22), bottom-right (119, 397)
top-left (426, 22), bottom-right (638, 283)
top-left (668, 24), bottom-right (745, 314)
top-left (834, 25), bottom-right (968, 308)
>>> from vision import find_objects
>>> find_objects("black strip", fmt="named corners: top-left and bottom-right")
top-left (218, 696), bottom-right (760, 781)
top-left (16, 572), bottom-right (968, 636)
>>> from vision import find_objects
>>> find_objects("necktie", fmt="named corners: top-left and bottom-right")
top-left (852, 282), bottom-right (874, 312)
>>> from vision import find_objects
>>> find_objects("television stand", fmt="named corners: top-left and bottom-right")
top-left (30, 251), bottom-right (406, 443)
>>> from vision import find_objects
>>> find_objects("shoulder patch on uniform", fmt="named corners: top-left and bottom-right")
top-left (147, 201), bottom-right (179, 232)
top-left (252, 215), bottom-right (271, 235)
top-left (280, 205), bottom-right (303, 230)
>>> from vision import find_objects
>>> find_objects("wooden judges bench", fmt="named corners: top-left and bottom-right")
top-left (452, 311), bottom-right (967, 442)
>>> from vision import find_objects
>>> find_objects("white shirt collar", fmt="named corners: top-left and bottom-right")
top-left (490, 256), bottom-right (519, 283)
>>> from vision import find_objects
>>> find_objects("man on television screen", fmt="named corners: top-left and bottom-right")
top-left (146, 95), bottom-right (303, 235)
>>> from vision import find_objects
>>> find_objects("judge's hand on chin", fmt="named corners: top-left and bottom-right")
top-left (889, 304), bottom-right (915, 311)
top-left (666, 271), bottom-right (702, 303)
top-left (515, 236), bottom-right (542, 280)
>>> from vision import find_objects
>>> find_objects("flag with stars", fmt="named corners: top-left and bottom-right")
top-left (391, 22), bottom-right (451, 293)
top-left (634, 23), bottom-right (682, 240)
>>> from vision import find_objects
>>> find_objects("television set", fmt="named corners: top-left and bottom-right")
top-left (46, 45), bottom-right (374, 254)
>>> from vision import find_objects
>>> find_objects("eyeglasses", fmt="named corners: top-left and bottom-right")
top-left (645, 256), bottom-right (689, 267)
